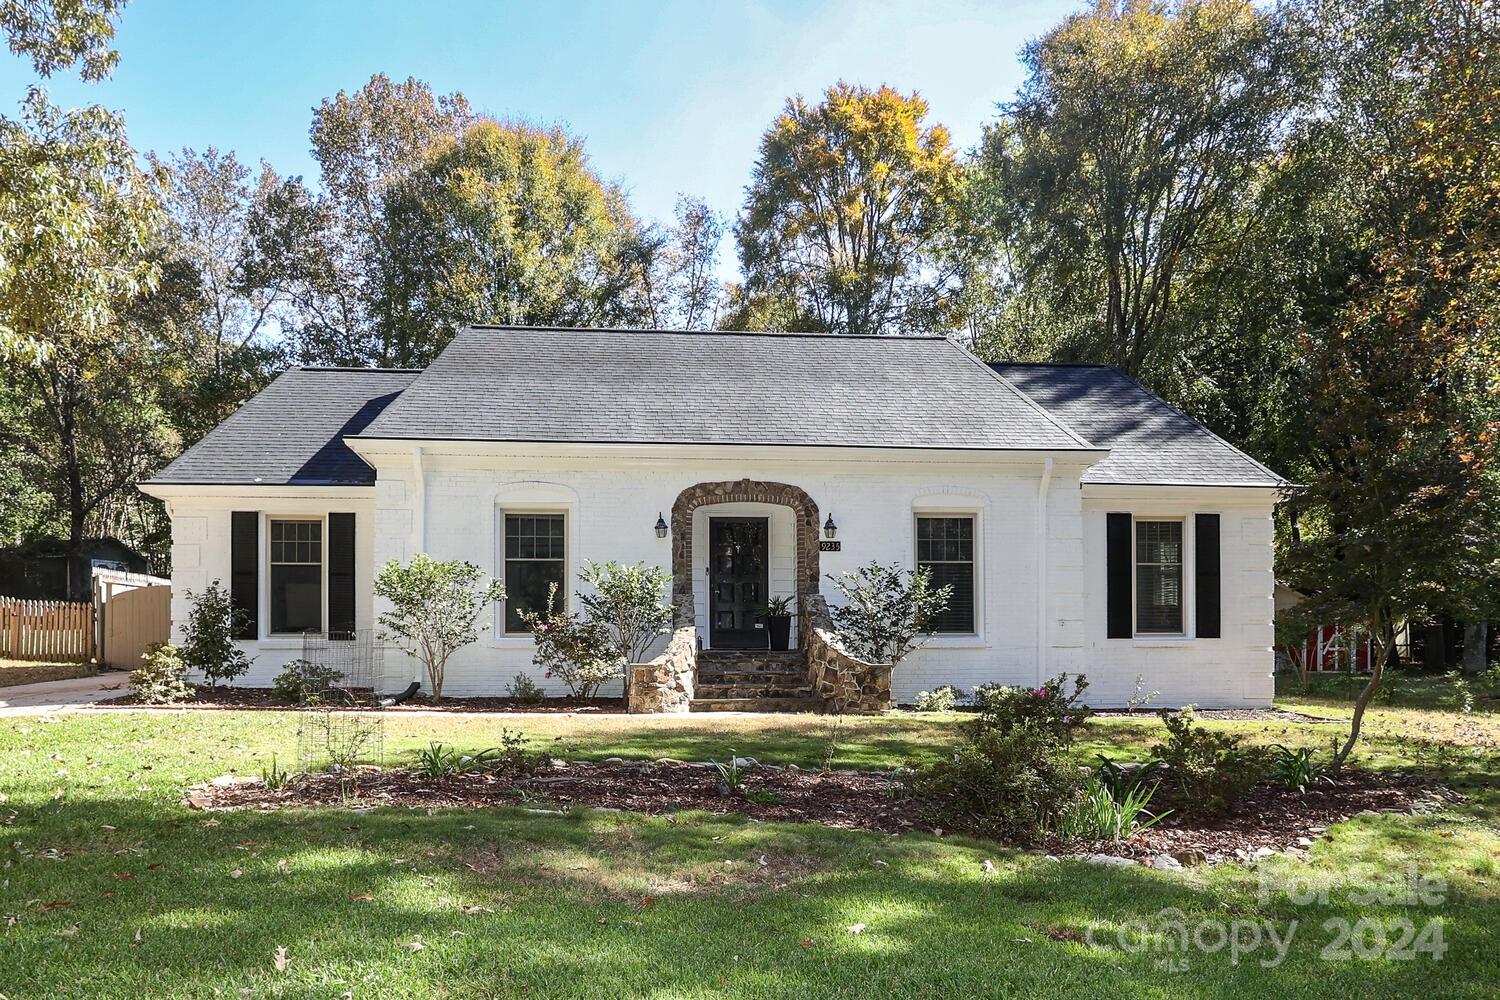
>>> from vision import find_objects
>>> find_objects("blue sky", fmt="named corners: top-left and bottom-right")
top-left (1, 0), bottom-right (1077, 243)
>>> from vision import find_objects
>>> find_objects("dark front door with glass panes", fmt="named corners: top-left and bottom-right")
top-left (708, 517), bottom-right (768, 649)
top-left (503, 514), bottom-right (565, 634)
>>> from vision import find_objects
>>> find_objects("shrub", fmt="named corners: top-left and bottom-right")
top-left (913, 685), bottom-right (962, 712)
top-left (911, 722), bottom-right (1083, 844)
top-left (523, 584), bottom-right (621, 698)
top-left (1270, 744), bottom-right (1329, 792)
top-left (130, 643), bottom-right (194, 704)
top-left (506, 672), bottom-right (545, 704)
top-left (1059, 771), bottom-right (1171, 842)
top-left (1150, 707), bottom-right (1271, 817)
top-left (375, 554), bottom-right (505, 703)
top-left (180, 580), bottom-right (253, 686)
top-left (970, 673), bottom-right (1092, 745)
top-left (825, 561), bottom-right (952, 664)
top-left (272, 659), bottom-right (343, 704)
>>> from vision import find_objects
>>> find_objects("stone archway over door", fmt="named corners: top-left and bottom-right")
top-left (670, 480), bottom-right (820, 633)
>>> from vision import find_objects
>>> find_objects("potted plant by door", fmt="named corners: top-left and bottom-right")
top-left (757, 596), bottom-right (795, 651)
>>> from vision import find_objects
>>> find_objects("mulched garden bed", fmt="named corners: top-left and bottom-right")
top-left (1091, 707), bottom-right (1333, 723)
top-left (104, 685), bottom-right (625, 713)
top-left (189, 758), bottom-right (1447, 866)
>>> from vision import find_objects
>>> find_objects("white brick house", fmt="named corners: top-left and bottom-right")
top-left (139, 326), bottom-right (1285, 709)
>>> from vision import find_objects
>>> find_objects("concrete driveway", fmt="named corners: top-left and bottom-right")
top-left (0, 672), bottom-right (130, 714)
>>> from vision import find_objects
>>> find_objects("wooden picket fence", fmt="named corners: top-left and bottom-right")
top-left (0, 597), bottom-right (96, 663)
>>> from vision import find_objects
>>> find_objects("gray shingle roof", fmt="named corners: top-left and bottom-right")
top-left (355, 326), bottom-right (1096, 451)
top-left (144, 368), bottom-right (418, 485)
top-left (990, 363), bottom-right (1286, 487)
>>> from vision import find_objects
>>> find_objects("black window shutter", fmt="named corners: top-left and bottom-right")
top-left (328, 512), bottom-right (356, 640)
top-left (230, 512), bottom-right (259, 640)
top-left (1106, 512), bottom-right (1132, 639)
top-left (1195, 513), bottom-right (1221, 639)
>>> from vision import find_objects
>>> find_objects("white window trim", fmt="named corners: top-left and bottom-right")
top-left (263, 514), bottom-right (328, 640)
top-left (492, 506), bottom-right (573, 645)
top-left (912, 508), bottom-right (985, 645)
top-left (1132, 515), bottom-right (1191, 640)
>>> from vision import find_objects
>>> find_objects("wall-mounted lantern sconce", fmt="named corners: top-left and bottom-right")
top-left (654, 513), bottom-right (668, 538)
top-left (823, 513), bottom-right (838, 540)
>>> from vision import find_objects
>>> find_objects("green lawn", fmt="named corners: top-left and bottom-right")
top-left (3, 686), bottom-right (1499, 998)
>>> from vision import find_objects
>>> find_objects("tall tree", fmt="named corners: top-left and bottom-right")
top-left (621, 195), bottom-right (726, 330)
top-left (384, 118), bottom-right (641, 343)
top-left (970, 0), bottom-right (1306, 377)
top-left (734, 82), bottom-right (964, 336)
top-left (1280, 0), bottom-right (1500, 760)
top-left (147, 147), bottom-right (286, 441)
top-left (1, 0), bottom-right (124, 81)
top-left (0, 90), bottom-right (167, 587)
top-left (244, 74), bottom-right (473, 367)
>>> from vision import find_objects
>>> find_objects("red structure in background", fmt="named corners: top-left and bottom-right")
top-left (1296, 624), bottom-right (1373, 673)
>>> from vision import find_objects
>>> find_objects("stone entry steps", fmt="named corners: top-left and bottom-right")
top-left (691, 649), bottom-right (824, 713)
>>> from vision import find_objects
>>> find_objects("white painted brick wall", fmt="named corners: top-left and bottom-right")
top-left (158, 455), bottom-right (1276, 707)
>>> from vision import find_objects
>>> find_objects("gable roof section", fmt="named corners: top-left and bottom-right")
top-left (355, 326), bottom-right (1097, 452)
top-left (990, 363), bottom-right (1286, 487)
top-left (145, 368), bottom-right (419, 486)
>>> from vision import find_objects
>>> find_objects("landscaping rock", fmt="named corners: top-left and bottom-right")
top-left (1170, 849), bottom-right (1207, 867)
top-left (1147, 854), bottom-right (1184, 870)
top-left (1084, 854), bottom-right (1138, 866)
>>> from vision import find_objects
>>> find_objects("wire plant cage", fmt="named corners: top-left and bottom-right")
top-left (295, 629), bottom-right (386, 778)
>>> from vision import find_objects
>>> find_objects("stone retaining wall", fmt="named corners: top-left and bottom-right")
top-left (627, 625), bottom-right (697, 713)
top-left (802, 595), bottom-right (892, 714)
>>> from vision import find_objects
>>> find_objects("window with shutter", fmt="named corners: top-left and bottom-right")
top-left (269, 519), bottom-right (322, 634)
top-left (1135, 519), bottom-right (1184, 635)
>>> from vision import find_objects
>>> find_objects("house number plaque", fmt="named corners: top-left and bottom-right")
top-left (819, 540), bottom-right (842, 552)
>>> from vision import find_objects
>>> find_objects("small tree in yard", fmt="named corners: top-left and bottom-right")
top-left (375, 554), bottom-right (505, 703)
top-left (578, 561), bottom-right (672, 664)
top-left (180, 580), bottom-right (253, 686)
top-left (825, 561), bottom-right (952, 665)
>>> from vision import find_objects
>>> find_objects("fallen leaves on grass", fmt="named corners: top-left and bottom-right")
top-left (272, 945), bottom-right (289, 971)
top-left (350, 893), bottom-right (375, 903)
top-left (401, 941), bottom-right (425, 953)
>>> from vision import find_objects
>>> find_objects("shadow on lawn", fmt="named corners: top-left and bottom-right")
top-left (3, 796), bottom-right (1491, 998)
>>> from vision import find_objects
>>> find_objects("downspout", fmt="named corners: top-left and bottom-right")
top-left (411, 445), bottom-right (426, 554)
top-left (1036, 457), bottom-right (1053, 684)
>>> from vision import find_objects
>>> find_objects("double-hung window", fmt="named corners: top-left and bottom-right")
top-left (1135, 520), bottom-right (1184, 635)
top-left (916, 515), bottom-right (976, 634)
top-left (503, 513), bottom-right (565, 634)
top-left (270, 519), bottom-right (322, 634)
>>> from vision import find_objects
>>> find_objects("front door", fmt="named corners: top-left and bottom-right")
top-left (708, 517), bottom-right (768, 649)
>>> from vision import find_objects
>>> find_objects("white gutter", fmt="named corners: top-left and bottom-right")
top-left (412, 445), bottom-right (426, 554)
top-left (1036, 457), bottom-right (1054, 684)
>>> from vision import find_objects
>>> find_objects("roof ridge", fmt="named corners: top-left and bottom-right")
top-left (295, 366), bottom-right (425, 373)
top-left (459, 324), bottom-right (950, 342)
top-left (989, 360), bottom-right (1118, 370)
